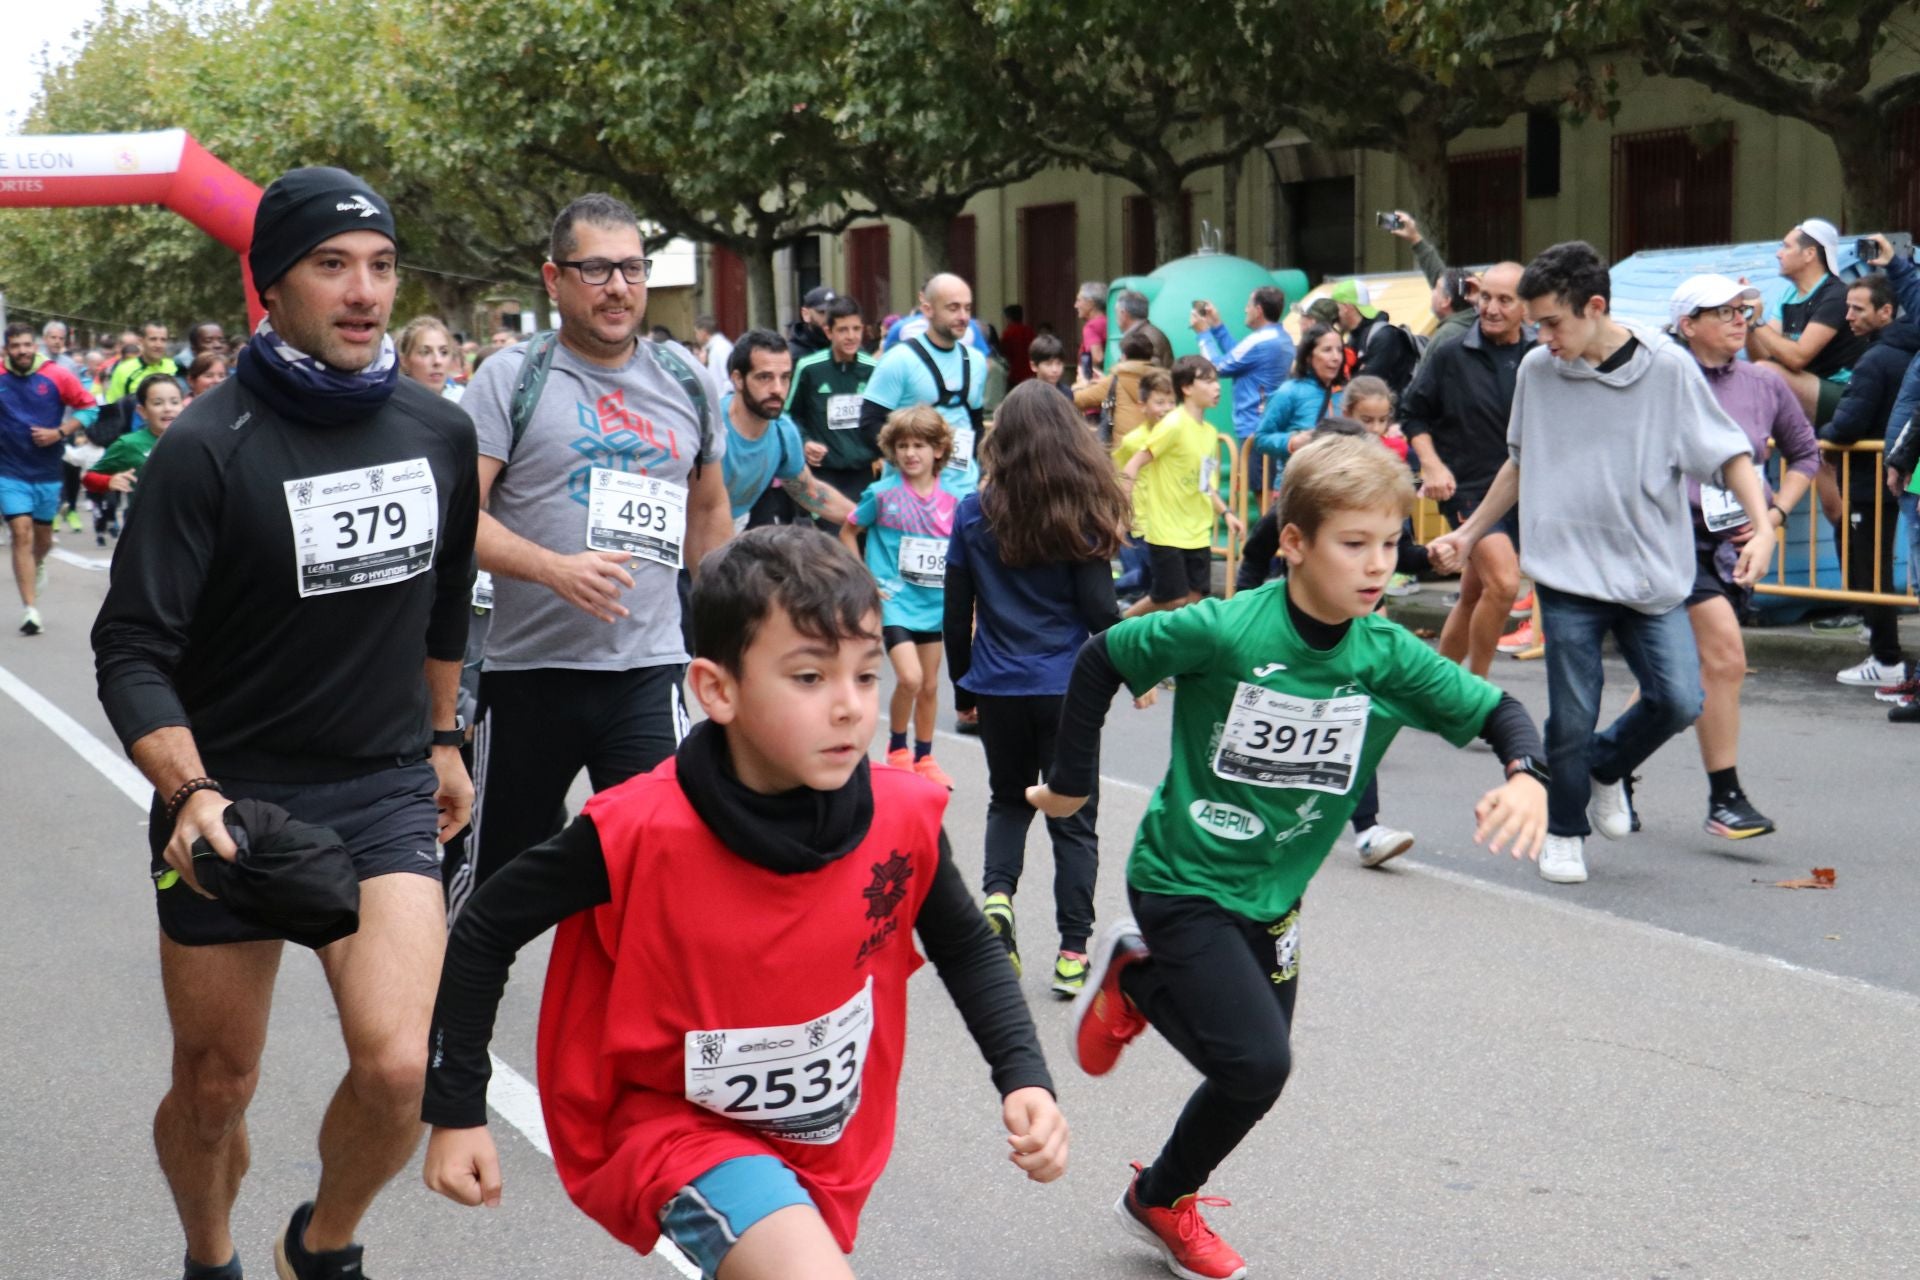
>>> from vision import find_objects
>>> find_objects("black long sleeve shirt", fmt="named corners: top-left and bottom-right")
top-left (423, 725), bottom-right (1053, 1128)
top-left (92, 377), bottom-right (479, 780)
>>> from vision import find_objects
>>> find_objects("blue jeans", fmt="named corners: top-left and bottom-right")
top-left (1536, 584), bottom-right (1705, 837)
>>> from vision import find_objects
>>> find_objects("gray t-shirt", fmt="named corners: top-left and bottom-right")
top-left (468, 337), bottom-right (724, 671)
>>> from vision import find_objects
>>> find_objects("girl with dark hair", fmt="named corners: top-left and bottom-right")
top-left (944, 380), bottom-right (1141, 995)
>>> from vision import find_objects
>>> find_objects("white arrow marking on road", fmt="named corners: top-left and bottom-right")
top-left (0, 658), bottom-right (701, 1278)
top-left (48, 548), bottom-right (112, 572)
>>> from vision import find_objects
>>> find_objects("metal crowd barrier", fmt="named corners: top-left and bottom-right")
top-left (1755, 439), bottom-right (1918, 608)
top-left (1211, 430), bottom-right (1243, 595)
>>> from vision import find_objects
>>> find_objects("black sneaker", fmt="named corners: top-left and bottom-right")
top-left (1704, 794), bottom-right (1775, 840)
top-left (183, 1252), bottom-right (243, 1280)
top-left (274, 1203), bottom-right (365, 1280)
top-left (1890, 697), bottom-right (1920, 724)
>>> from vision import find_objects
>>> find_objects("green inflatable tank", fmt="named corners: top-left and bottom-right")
top-left (1106, 238), bottom-right (1308, 435)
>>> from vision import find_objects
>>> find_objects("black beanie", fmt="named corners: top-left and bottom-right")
top-left (248, 166), bottom-right (398, 292)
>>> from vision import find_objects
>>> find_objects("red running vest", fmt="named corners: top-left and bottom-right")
top-left (537, 756), bottom-right (948, 1255)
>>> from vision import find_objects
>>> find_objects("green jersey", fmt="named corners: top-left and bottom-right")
top-left (787, 349), bottom-right (878, 472)
top-left (1105, 581), bottom-right (1501, 919)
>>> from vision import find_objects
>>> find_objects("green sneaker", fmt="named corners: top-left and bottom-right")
top-left (982, 893), bottom-right (1020, 976)
top-left (64, 509), bottom-right (84, 533)
top-left (1050, 950), bottom-right (1088, 998)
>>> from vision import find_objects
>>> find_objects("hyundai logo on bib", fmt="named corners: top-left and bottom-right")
top-left (1189, 800), bottom-right (1265, 840)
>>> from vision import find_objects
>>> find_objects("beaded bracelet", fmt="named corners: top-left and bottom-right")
top-left (165, 777), bottom-right (224, 823)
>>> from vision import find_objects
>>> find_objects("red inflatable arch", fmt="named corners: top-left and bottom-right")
top-left (0, 129), bottom-right (265, 326)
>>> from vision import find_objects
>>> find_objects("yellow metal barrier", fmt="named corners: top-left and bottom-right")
top-left (1754, 440), bottom-right (1918, 608)
top-left (1211, 430), bottom-right (1242, 596)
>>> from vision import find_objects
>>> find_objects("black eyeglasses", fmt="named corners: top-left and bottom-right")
top-left (1692, 304), bottom-right (1755, 323)
top-left (554, 257), bottom-right (652, 286)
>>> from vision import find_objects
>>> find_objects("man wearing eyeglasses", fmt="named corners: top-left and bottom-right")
top-left (451, 192), bottom-right (731, 907)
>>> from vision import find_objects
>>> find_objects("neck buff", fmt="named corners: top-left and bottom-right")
top-left (235, 316), bottom-right (399, 427)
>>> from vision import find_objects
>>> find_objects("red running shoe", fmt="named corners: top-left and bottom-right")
top-left (1072, 917), bottom-right (1149, 1075)
top-left (1117, 1162), bottom-right (1248, 1280)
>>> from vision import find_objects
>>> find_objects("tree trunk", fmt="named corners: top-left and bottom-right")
top-left (745, 243), bottom-right (779, 330)
top-left (1832, 115), bottom-right (1897, 231)
top-left (909, 209), bottom-right (956, 279)
top-left (1152, 181), bottom-right (1188, 268)
top-left (1221, 147), bottom-right (1242, 256)
top-left (418, 274), bottom-right (484, 337)
top-left (1399, 114), bottom-right (1451, 263)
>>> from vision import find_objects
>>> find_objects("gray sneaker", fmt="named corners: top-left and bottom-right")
top-left (1539, 834), bottom-right (1588, 883)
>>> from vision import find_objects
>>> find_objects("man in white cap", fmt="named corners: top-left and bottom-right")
top-left (1747, 217), bottom-right (1868, 427)
top-left (1665, 273), bottom-right (1820, 839)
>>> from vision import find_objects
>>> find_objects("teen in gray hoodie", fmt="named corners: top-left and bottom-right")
top-left (1428, 241), bottom-right (1774, 886)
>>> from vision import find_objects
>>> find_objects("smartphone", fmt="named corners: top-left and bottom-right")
top-left (1857, 237), bottom-right (1879, 262)
top-left (1376, 212), bottom-right (1404, 231)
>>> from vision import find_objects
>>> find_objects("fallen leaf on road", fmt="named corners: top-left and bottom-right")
top-left (1756, 867), bottom-right (1836, 890)
top-left (1413, 628), bottom-right (1438, 639)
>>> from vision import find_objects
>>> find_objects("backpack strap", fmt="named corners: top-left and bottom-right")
top-left (647, 339), bottom-right (714, 480)
top-left (506, 331), bottom-right (560, 461)
top-left (908, 336), bottom-right (969, 408)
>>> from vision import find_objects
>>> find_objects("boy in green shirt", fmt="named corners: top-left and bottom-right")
top-left (1031, 434), bottom-right (1548, 1280)
top-left (1120, 356), bottom-right (1243, 617)
top-left (787, 295), bottom-right (880, 530)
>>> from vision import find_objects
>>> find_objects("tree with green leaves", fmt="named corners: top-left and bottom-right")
top-left (990, 0), bottom-right (1308, 266)
top-left (405, 0), bottom-right (861, 327)
top-left (825, 0), bottom-right (1049, 274)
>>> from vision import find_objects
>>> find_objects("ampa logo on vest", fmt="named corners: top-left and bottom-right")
top-left (1189, 800), bottom-right (1264, 840)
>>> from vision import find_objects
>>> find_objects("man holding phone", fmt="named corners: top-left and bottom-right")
top-left (1191, 287), bottom-right (1293, 441)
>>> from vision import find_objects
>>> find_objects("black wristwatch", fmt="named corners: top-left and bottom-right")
top-left (1505, 754), bottom-right (1551, 786)
top-left (430, 716), bottom-right (467, 748)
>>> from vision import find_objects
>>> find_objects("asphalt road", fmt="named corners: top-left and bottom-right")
top-left (4, 553), bottom-right (1917, 1279)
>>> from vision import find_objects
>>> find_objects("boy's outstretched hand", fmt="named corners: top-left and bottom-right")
top-left (1002, 1086), bottom-right (1069, 1182)
top-left (1473, 774), bottom-right (1547, 861)
top-left (424, 1125), bottom-right (504, 1208)
top-left (1025, 784), bottom-right (1087, 819)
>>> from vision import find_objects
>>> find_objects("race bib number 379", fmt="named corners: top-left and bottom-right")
top-left (284, 459), bottom-right (438, 598)
top-left (684, 978), bottom-right (874, 1145)
top-left (1212, 682), bottom-right (1370, 794)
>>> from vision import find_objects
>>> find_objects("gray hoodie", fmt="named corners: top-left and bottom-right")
top-left (1506, 323), bottom-right (1751, 614)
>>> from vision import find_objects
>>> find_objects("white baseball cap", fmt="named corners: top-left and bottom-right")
top-left (1794, 218), bottom-right (1841, 271)
top-left (1669, 274), bottom-right (1762, 327)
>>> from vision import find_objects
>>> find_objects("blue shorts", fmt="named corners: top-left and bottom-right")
top-left (658, 1156), bottom-right (818, 1278)
top-left (0, 476), bottom-right (61, 524)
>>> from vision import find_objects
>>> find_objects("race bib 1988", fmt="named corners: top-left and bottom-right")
top-left (898, 535), bottom-right (947, 588)
top-left (684, 978), bottom-right (874, 1145)
top-left (1212, 682), bottom-right (1369, 794)
top-left (827, 394), bottom-right (862, 431)
top-left (586, 468), bottom-right (687, 569)
top-left (284, 459), bottom-right (438, 599)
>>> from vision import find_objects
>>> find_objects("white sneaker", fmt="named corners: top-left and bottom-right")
top-left (1539, 834), bottom-right (1588, 883)
top-left (1356, 824), bottom-right (1415, 867)
top-left (1838, 656), bottom-right (1906, 687)
top-left (1587, 777), bottom-right (1634, 840)
top-left (18, 606), bottom-right (41, 636)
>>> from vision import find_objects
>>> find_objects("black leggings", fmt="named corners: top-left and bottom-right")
top-left (975, 693), bottom-right (1099, 953)
top-left (454, 665), bottom-right (687, 917)
top-left (1122, 887), bottom-right (1300, 1207)
top-left (60, 463), bottom-right (80, 511)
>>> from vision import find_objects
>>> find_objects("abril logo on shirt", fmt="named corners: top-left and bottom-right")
top-left (1189, 800), bottom-right (1264, 840)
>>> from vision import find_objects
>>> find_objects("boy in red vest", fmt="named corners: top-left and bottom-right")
top-left (421, 525), bottom-right (1066, 1277)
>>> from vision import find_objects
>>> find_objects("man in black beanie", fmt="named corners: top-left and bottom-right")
top-left (93, 165), bottom-right (481, 1280)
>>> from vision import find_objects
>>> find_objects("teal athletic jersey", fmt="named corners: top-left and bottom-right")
top-left (1104, 581), bottom-right (1501, 919)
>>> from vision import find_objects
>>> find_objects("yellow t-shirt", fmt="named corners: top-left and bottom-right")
top-left (1114, 421), bottom-right (1155, 537)
top-left (1135, 405), bottom-right (1220, 549)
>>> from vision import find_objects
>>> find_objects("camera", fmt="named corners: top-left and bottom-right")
top-left (1376, 212), bottom-right (1404, 231)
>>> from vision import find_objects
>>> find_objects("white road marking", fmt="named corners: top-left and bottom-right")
top-left (0, 661), bottom-right (148, 805)
top-left (47, 548), bottom-right (111, 572)
top-left (0, 659), bottom-right (700, 1276)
